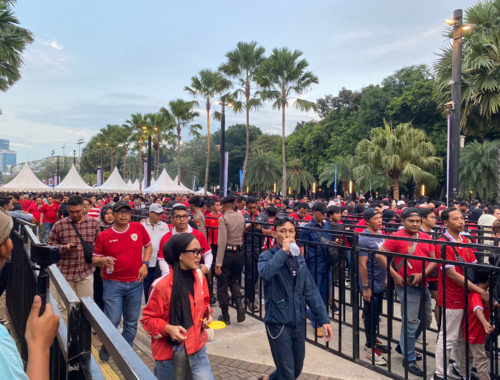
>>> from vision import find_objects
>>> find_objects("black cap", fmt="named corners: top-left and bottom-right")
top-left (188, 195), bottom-right (200, 204)
top-left (113, 201), bottom-right (131, 212)
top-left (221, 195), bottom-right (236, 205)
top-left (401, 207), bottom-right (420, 219)
top-left (364, 208), bottom-right (381, 221)
top-left (311, 202), bottom-right (327, 213)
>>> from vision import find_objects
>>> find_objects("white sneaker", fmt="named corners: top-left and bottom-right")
top-left (366, 348), bottom-right (387, 366)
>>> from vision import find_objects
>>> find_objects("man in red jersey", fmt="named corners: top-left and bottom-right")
top-left (20, 194), bottom-right (32, 211)
top-left (433, 208), bottom-right (488, 380)
top-left (157, 204), bottom-right (211, 277)
top-left (205, 198), bottom-right (221, 304)
top-left (377, 208), bottom-right (437, 377)
top-left (92, 200), bottom-right (152, 362)
top-left (27, 196), bottom-right (45, 242)
top-left (41, 195), bottom-right (59, 242)
top-left (289, 202), bottom-right (312, 227)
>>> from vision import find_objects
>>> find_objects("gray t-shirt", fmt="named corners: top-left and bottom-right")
top-left (358, 229), bottom-right (386, 293)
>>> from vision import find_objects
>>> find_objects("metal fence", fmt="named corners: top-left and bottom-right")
top-left (7, 219), bottom-right (155, 380)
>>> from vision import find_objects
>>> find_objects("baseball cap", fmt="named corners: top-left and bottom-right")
top-left (149, 203), bottom-right (165, 214)
top-left (364, 208), bottom-right (381, 221)
top-left (113, 201), bottom-right (132, 212)
top-left (401, 207), bottom-right (420, 219)
top-left (221, 195), bottom-right (236, 205)
top-left (172, 203), bottom-right (188, 212)
top-left (311, 202), bottom-right (327, 213)
top-left (397, 200), bottom-right (405, 206)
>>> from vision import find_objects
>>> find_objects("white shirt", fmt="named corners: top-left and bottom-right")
top-left (141, 219), bottom-right (170, 267)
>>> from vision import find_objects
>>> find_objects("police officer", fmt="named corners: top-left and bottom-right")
top-left (215, 195), bottom-right (246, 325)
top-left (188, 195), bottom-right (205, 233)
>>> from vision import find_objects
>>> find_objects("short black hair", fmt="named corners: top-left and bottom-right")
top-left (0, 196), bottom-right (12, 208)
top-left (420, 208), bottom-right (434, 218)
top-left (407, 201), bottom-right (416, 208)
top-left (475, 267), bottom-right (490, 284)
top-left (327, 205), bottom-right (341, 216)
top-left (246, 196), bottom-right (257, 205)
top-left (298, 202), bottom-right (309, 211)
top-left (172, 204), bottom-right (188, 216)
top-left (267, 206), bottom-right (278, 217)
top-left (441, 207), bottom-right (462, 222)
top-left (487, 206), bottom-right (499, 215)
top-left (274, 217), bottom-right (295, 230)
top-left (237, 196), bottom-right (246, 203)
top-left (68, 195), bottom-right (84, 207)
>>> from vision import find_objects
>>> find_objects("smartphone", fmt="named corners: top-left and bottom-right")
top-left (69, 244), bottom-right (77, 249)
top-left (408, 275), bottom-right (415, 284)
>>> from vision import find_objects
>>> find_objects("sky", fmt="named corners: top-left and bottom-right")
top-left (0, 0), bottom-right (476, 163)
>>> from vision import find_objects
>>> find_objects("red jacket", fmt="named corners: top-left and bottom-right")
top-left (141, 269), bottom-right (211, 361)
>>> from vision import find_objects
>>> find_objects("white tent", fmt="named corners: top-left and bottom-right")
top-left (98, 167), bottom-right (136, 193)
top-left (0, 163), bottom-right (51, 192)
top-left (151, 176), bottom-right (156, 185)
top-left (174, 175), bottom-right (191, 193)
top-left (55, 165), bottom-right (93, 192)
top-left (143, 169), bottom-right (190, 194)
top-left (194, 188), bottom-right (212, 196)
top-left (126, 179), bottom-right (133, 187)
top-left (132, 179), bottom-right (140, 191)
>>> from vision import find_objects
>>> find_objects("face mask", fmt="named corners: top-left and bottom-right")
top-left (289, 242), bottom-right (300, 257)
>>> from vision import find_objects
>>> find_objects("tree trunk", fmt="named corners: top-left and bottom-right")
top-left (123, 148), bottom-right (127, 178)
top-left (281, 105), bottom-right (286, 196)
top-left (139, 138), bottom-right (143, 191)
top-left (177, 126), bottom-right (181, 185)
top-left (497, 143), bottom-right (500, 202)
top-left (204, 101), bottom-right (210, 196)
top-left (110, 148), bottom-right (114, 170)
top-left (242, 83), bottom-right (250, 193)
top-left (392, 177), bottom-right (400, 201)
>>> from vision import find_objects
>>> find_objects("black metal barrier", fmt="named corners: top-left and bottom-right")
top-left (204, 217), bottom-right (500, 380)
top-left (7, 219), bottom-right (155, 380)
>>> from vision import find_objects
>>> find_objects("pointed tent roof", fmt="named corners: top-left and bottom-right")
top-left (174, 175), bottom-right (191, 193)
top-left (55, 165), bottom-right (93, 192)
top-left (0, 163), bottom-right (51, 192)
top-left (194, 188), bottom-right (212, 196)
top-left (143, 169), bottom-right (190, 194)
top-left (132, 179), bottom-right (140, 191)
top-left (98, 167), bottom-right (136, 193)
top-left (151, 176), bottom-right (156, 185)
top-left (126, 179), bottom-right (133, 187)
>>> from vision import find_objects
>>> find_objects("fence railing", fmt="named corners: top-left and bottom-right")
top-left (7, 219), bottom-right (155, 380)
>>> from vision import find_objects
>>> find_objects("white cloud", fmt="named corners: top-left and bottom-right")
top-left (44, 41), bottom-right (63, 50)
top-left (10, 143), bottom-right (34, 148)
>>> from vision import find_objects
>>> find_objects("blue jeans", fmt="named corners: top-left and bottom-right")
top-left (102, 280), bottom-right (143, 350)
top-left (306, 267), bottom-right (331, 328)
top-left (154, 346), bottom-right (214, 380)
top-left (266, 323), bottom-right (306, 380)
top-left (395, 286), bottom-right (432, 362)
top-left (44, 222), bottom-right (54, 242)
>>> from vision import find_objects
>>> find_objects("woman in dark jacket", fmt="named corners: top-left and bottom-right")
top-left (94, 205), bottom-right (114, 310)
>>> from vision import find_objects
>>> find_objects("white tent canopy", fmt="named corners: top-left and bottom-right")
top-left (126, 179), bottom-right (133, 187)
top-left (143, 169), bottom-right (190, 194)
top-left (55, 165), bottom-right (93, 192)
top-left (0, 163), bottom-right (51, 192)
top-left (174, 175), bottom-right (191, 193)
top-left (194, 188), bottom-right (212, 196)
top-left (98, 167), bottom-right (136, 193)
top-left (132, 179), bottom-right (140, 191)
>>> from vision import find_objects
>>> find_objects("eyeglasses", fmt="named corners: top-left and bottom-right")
top-left (183, 248), bottom-right (205, 258)
top-left (115, 210), bottom-right (131, 215)
top-left (173, 215), bottom-right (189, 220)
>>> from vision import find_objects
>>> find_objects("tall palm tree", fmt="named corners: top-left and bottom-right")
top-left (115, 123), bottom-right (133, 178)
top-left (319, 155), bottom-right (356, 195)
top-left (184, 69), bottom-right (232, 195)
top-left (245, 149), bottom-right (281, 192)
top-left (125, 113), bottom-right (149, 190)
top-left (256, 48), bottom-right (319, 195)
top-left (0, 0), bottom-right (34, 97)
top-left (459, 140), bottom-right (499, 201)
top-left (146, 111), bottom-right (175, 178)
top-left (219, 41), bottom-right (266, 190)
top-left (287, 158), bottom-right (315, 197)
top-left (166, 99), bottom-right (201, 185)
top-left (355, 122), bottom-right (442, 200)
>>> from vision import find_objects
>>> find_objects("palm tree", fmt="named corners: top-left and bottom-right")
top-left (355, 122), bottom-right (442, 200)
top-left (0, 0), bottom-right (34, 96)
top-left (146, 111), bottom-right (175, 178)
top-left (219, 41), bottom-right (266, 190)
top-left (184, 69), bottom-right (232, 195)
top-left (162, 156), bottom-right (198, 188)
top-left (287, 158), bottom-right (315, 197)
top-left (125, 113), bottom-right (149, 190)
top-left (245, 149), bottom-right (281, 192)
top-left (115, 124), bottom-right (133, 178)
top-left (319, 155), bottom-right (356, 195)
top-left (256, 48), bottom-right (319, 195)
top-left (459, 140), bottom-right (499, 201)
top-left (166, 99), bottom-right (201, 186)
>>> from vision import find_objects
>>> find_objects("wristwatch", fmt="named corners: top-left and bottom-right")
top-left (362, 285), bottom-right (370, 291)
top-left (142, 261), bottom-right (150, 267)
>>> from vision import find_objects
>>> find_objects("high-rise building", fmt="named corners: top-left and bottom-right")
top-left (0, 139), bottom-right (9, 150)
top-left (0, 149), bottom-right (17, 171)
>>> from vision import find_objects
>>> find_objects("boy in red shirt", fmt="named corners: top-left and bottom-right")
top-left (458, 268), bottom-right (492, 380)
top-left (41, 195), bottom-right (59, 242)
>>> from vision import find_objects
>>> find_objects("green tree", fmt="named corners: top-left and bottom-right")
top-left (319, 155), bottom-right (355, 195)
top-left (355, 122), bottom-right (442, 200)
top-left (245, 150), bottom-right (281, 192)
top-left (287, 158), bottom-right (315, 197)
top-left (166, 99), bottom-right (201, 186)
top-left (256, 47), bottom-right (319, 195)
top-left (114, 124), bottom-right (134, 178)
top-left (459, 140), bottom-right (499, 201)
top-left (219, 41), bottom-right (266, 190)
top-left (125, 113), bottom-right (149, 190)
top-left (250, 133), bottom-right (281, 154)
top-left (185, 69), bottom-right (232, 195)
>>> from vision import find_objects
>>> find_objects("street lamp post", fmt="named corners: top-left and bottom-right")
top-left (219, 95), bottom-right (226, 198)
top-left (96, 142), bottom-right (107, 185)
top-left (77, 138), bottom-right (85, 172)
top-left (147, 134), bottom-right (152, 188)
top-left (73, 150), bottom-right (76, 166)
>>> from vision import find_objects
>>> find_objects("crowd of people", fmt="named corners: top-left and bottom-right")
top-left (0, 190), bottom-right (500, 379)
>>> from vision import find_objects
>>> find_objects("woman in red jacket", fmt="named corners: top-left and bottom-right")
top-left (141, 233), bottom-right (214, 380)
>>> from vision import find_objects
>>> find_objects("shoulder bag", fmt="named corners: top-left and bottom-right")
top-left (71, 223), bottom-right (94, 264)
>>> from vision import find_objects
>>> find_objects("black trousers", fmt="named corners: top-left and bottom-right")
top-left (363, 290), bottom-right (384, 348)
top-left (0, 262), bottom-right (11, 299)
top-left (266, 323), bottom-right (306, 380)
top-left (208, 244), bottom-right (218, 297)
top-left (93, 267), bottom-right (104, 311)
top-left (217, 249), bottom-right (243, 309)
top-left (244, 247), bottom-right (260, 305)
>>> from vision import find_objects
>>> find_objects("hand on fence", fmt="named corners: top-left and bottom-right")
top-left (25, 295), bottom-right (60, 354)
top-left (483, 322), bottom-right (494, 334)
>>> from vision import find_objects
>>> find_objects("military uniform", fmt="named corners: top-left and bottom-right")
top-left (193, 209), bottom-right (205, 233)
top-left (216, 196), bottom-right (245, 324)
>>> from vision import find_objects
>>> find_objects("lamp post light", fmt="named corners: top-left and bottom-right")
top-left (77, 138), bottom-right (85, 171)
top-left (96, 142), bottom-right (108, 185)
top-left (218, 96), bottom-right (227, 198)
top-left (73, 150), bottom-right (76, 166)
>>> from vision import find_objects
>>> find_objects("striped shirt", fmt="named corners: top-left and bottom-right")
top-left (88, 206), bottom-right (100, 218)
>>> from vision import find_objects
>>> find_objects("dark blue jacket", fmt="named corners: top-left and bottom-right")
top-left (299, 219), bottom-right (331, 273)
top-left (258, 245), bottom-right (330, 326)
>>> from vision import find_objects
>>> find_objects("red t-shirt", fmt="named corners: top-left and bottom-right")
top-left (265, 219), bottom-right (276, 249)
top-left (354, 219), bottom-right (365, 233)
top-left (205, 212), bottom-right (221, 245)
top-left (289, 213), bottom-right (312, 222)
top-left (93, 223), bottom-right (152, 282)
top-left (463, 291), bottom-right (489, 344)
top-left (20, 200), bottom-right (32, 212)
top-left (41, 203), bottom-right (60, 223)
top-left (382, 230), bottom-right (434, 282)
top-left (27, 203), bottom-right (43, 223)
top-left (158, 226), bottom-right (211, 263)
top-left (437, 234), bottom-right (477, 309)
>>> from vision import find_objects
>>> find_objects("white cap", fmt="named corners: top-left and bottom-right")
top-left (397, 200), bottom-right (405, 206)
top-left (149, 203), bottom-right (165, 214)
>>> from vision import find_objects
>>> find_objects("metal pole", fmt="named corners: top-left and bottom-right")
top-left (449, 9), bottom-right (463, 202)
top-left (73, 150), bottom-right (76, 166)
top-left (219, 96), bottom-right (226, 198)
top-left (56, 156), bottom-right (60, 186)
top-left (147, 135), bottom-right (152, 187)
top-left (100, 147), bottom-right (104, 185)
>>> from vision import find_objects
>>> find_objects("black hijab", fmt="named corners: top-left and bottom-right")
top-left (469, 208), bottom-right (483, 224)
top-left (100, 205), bottom-right (114, 230)
top-left (164, 233), bottom-right (196, 334)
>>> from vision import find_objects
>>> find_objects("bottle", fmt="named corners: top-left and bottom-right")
top-left (106, 257), bottom-right (115, 274)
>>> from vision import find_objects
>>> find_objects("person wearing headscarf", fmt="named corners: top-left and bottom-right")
top-left (94, 205), bottom-right (115, 310)
top-left (99, 205), bottom-right (115, 231)
top-left (141, 233), bottom-right (214, 380)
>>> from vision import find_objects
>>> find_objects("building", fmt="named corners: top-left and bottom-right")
top-left (0, 139), bottom-right (9, 150)
top-left (0, 150), bottom-right (17, 171)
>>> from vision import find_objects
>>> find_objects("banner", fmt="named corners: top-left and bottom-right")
top-left (192, 174), bottom-right (196, 192)
top-left (144, 161), bottom-right (148, 189)
top-left (49, 178), bottom-right (54, 187)
top-left (239, 170), bottom-right (243, 191)
top-left (334, 164), bottom-right (337, 193)
top-left (224, 152), bottom-right (229, 197)
top-left (97, 169), bottom-right (102, 187)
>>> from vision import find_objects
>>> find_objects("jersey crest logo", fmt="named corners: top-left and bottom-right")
top-left (131, 233), bottom-right (138, 241)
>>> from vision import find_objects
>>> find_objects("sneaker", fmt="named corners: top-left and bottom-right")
top-left (403, 360), bottom-right (424, 377)
top-left (366, 348), bottom-right (387, 366)
top-left (375, 339), bottom-right (390, 354)
top-left (209, 296), bottom-right (217, 305)
top-left (218, 314), bottom-right (231, 326)
top-left (395, 343), bottom-right (422, 361)
top-left (331, 304), bottom-right (340, 315)
top-left (316, 327), bottom-right (324, 338)
top-left (451, 365), bottom-right (479, 380)
top-left (433, 374), bottom-right (444, 380)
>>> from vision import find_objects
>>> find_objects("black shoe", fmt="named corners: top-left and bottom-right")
top-left (403, 360), bottom-right (424, 377)
top-left (331, 304), bottom-right (340, 315)
top-left (451, 365), bottom-right (479, 380)
top-left (433, 374), bottom-right (444, 380)
top-left (210, 296), bottom-right (216, 305)
top-left (395, 344), bottom-right (422, 361)
top-left (99, 346), bottom-right (110, 362)
top-left (218, 313), bottom-right (231, 326)
top-left (235, 298), bottom-right (246, 323)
